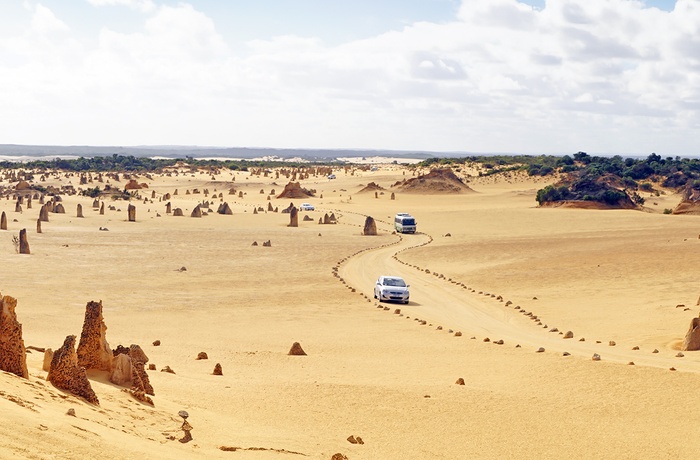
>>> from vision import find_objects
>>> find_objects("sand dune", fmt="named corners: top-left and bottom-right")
top-left (1, 165), bottom-right (700, 459)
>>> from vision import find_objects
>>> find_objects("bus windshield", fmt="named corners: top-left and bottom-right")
top-left (400, 218), bottom-right (415, 225)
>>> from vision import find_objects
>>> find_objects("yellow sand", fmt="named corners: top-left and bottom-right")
top-left (1, 164), bottom-right (699, 459)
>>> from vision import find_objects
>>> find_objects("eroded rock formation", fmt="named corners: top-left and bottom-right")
top-left (128, 204), bottom-right (136, 222)
top-left (682, 317), bottom-right (700, 351)
top-left (19, 229), bottom-right (30, 254)
top-left (288, 207), bottom-right (298, 227)
top-left (47, 335), bottom-right (99, 405)
top-left (0, 294), bottom-right (29, 378)
top-left (0, 211), bottom-right (6, 230)
top-left (363, 216), bottom-right (377, 236)
top-left (76, 300), bottom-right (113, 372)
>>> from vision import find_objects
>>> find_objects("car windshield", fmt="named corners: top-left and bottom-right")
top-left (400, 218), bottom-right (415, 225)
top-left (383, 278), bottom-right (406, 287)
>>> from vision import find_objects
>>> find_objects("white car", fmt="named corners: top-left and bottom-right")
top-left (299, 203), bottom-right (315, 211)
top-left (374, 276), bottom-right (410, 304)
top-left (327, 174), bottom-right (336, 179)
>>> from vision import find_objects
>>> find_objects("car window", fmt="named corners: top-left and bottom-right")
top-left (383, 278), bottom-right (406, 287)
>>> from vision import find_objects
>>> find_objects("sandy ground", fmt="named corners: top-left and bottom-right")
top-left (1, 164), bottom-right (700, 459)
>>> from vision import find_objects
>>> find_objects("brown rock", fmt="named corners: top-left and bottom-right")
top-left (217, 202), bottom-right (233, 215)
top-left (213, 363), bottom-right (223, 375)
top-left (18, 229), bottom-right (30, 254)
top-left (0, 294), bottom-right (29, 378)
top-left (362, 216), bottom-right (377, 235)
top-left (128, 344), bottom-right (149, 364)
top-left (166, 202), bottom-right (172, 214)
top-left (455, 377), bottom-right (465, 385)
top-left (682, 317), bottom-right (700, 351)
top-left (196, 351), bottom-right (208, 360)
top-left (0, 211), bottom-right (6, 230)
top-left (110, 353), bottom-right (133, 386)
top-left (36, 219), bottom-right (41, 234)
top-left (288, 342), bottom-right (306, 355)
top-left (331, 454), bottom-right (348, 460)
top-left (288, 207), bottom-right (299, 227)
top-left (262, 240), bottom-right (271, 247)
top-left (161, 365), bottom-right (175, 374)
top-left (100, 202), bottom-right (104, 215)
top-left (131, 360), bottom-right (154, 396)
top-left (173, 208), bottom-right (184, 216)
top-left (76, 204), bottom-right (84, 218)
top-left (347, 435), bottom-right (357, 444)
top-left (76, 300), bottom-right (113, 372)
top-left (127, 204), bottom-right (136, 222)
top-left (47, 335), bottom-right (99, 405)
top-left (152, 340), bottom-right (161, 346)
top-left (563, 331), bottom-right (574, 339)
top-left (53, 203), bottom-right (65, 214)
top-left (124, 179), bottom-right (142, 190)
top-left (15, 201), bottom-right (22, 213)
top-left (190, 204), bottom-right (202, 218)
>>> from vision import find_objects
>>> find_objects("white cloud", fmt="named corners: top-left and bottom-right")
top-left (0, 0), bottom-right (699, 154)
top-left (85, 0), bottom-right (156, 13)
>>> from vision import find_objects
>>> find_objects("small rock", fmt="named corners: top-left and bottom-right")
top-left (483, 337), bottom-right (490, 342)
top-left (536, 347), bottom-right (545, 353)
top-left (148, 364), bottom-right (156, 371)
top-left (563, 352), bottom-right (570, 356)
top-left (454, 331), bottom-right (462, 337)
top-left (592, 353), bottom-right (601, 361)
top-left (652, 349), bottom-right (659, 353)
top-left (161, 366), bottom-right (176, 374)
top-left (628, 362), bottom-right (635, 365)
top-left (455, 378), bottom-right (465, 385)
top-left (66, 408), bottom-right (76, 417)
top-left (676, 352), bottom-right (685, 358)
top-left (347, 435), bottom-right (358, 444)
top-left (196, 352), bottom-right (208, 360)
top-left (152, 340), bottom-right (161, 346)
top-left (609, 341), bottom-right (616, 346)
top-left (632, 346), bottom-right (639, 350)
top-left (213, 363), bottom-right (223, 375)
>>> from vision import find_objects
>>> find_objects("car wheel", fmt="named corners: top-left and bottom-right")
top-left (404, 300), bottom-right (409, 304)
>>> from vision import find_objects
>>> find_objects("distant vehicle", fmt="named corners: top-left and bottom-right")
top-left (299, 203), bottom-right (315, 211)
top-left (394, 213), bottom-right (417, 233)
top-left (370, 166), bottom-right (378, 171)
top-left (374, 276), bottom-right (410, 304)
top-left (327, 174), bottom-right (336, 179)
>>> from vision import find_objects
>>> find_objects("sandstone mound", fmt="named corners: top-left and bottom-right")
top-left (213, 363), bottom-right (223, 375)
top-left (77, 300), bottom-right (114, 372)
top-left (276, 182), bottom-right (314, 199)
top-left (15, 181), bottom-right (31, 190)
top-left (191, 205), bottom-right (202, 218)
top-left (358, 182), bottom-right (385, 193)
top-left (288, 342), bottom-right (306, 355)
top-left (47, 335), bottom-right (99, 405)
top-left (173, 208), bottom-right (184, 216)
top-left (124, 179), bottom-right (143, 190)
top-left (673, 184), bottom-right (700, 215)
top-left (19, 229), bottom-right (30, 254)
top-left (0, 293), bottom-right (28, 378)
top-left (682, 317), bottom-right (700, 351)
top-left (393, 168), bottom-right (474, 194)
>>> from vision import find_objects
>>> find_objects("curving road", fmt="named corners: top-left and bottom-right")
top-left (339, 230), bottom-right (700, 373)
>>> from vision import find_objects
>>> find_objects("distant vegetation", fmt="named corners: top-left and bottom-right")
top-left (0, 154), bottom-right (323, 172)
top-left (419, 152), bottom-right (700, 207)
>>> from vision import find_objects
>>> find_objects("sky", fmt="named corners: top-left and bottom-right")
top-left (0, 0), bottom-right (698, 155)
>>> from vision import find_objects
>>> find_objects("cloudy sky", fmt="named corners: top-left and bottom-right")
top-left (0, 0), bottom-right (697, 155)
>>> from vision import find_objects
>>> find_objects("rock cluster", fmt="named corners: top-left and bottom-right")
top-left (0, 293), bottom-right (29, 378)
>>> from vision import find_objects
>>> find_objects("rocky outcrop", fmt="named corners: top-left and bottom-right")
top-left (190, 205), bottom-right (202, 218)
top-left (129, 344), bottom-right (149, 364)
top-left (362, 216), bottom-right (377, 236)
top-left (36, 219), bottom-right (42, 234)
top-left (0, 294), bottom-right (29, 378)
top-left (53, 203), bottom-right (65, 214)
top-left (288, 207), bottom-right (298, 227)
top-left (76, 300), bottom-right (113, 372)
top-left (39, 204), bottom-right (49, 222)
top-left (42, 349), bottom-right (53, 372)
top-left (124, 179), bottom-right (142, 190)
top-left (19, 229), bottom-right (30, 254)
top-left (76, 204), bottom-right (84, 218)
top-left (682, 317), bottom-right (700, 351)
top-left (127, 204), bottom-right (136, 222)
top-left (47, 335), bottom-right (99, 405)
top-left (173, 208), bottom-right (184, 216)
top-left (165, 202), bottom-right (172, 214)
top-left (0, 211), bottom-right (6, 230)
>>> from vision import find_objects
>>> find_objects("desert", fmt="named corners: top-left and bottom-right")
top-left (2, 160), bottom-right (700, 460)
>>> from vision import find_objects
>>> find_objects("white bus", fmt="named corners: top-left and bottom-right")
top-left (394, 213), bottom-right (417, 233)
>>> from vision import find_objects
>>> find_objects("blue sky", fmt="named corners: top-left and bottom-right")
top-left (0, 0), bottom-right (698, 155)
